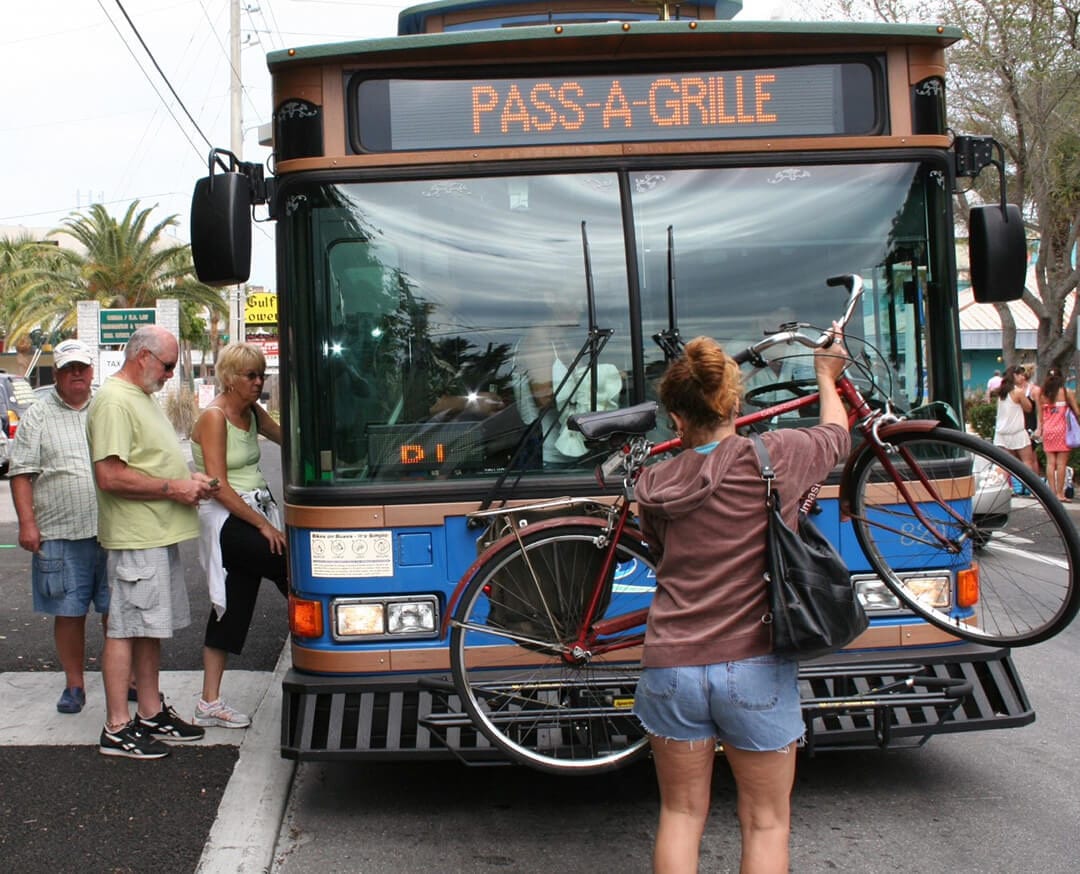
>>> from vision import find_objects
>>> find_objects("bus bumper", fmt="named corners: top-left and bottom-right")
top-left (280, 643), bottom-right (1033, 762)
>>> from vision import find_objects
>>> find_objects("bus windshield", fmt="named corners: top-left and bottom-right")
top-left (283, 159), bottom-right (947, 487)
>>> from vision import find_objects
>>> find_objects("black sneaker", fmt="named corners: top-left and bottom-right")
top-left (137, 695), bottom-right (206, 743)
top-left (99, 721), bottom-right (170, 759)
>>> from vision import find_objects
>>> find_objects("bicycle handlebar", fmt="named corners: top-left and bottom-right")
top-left (732, 273), bottom-right (864, 366)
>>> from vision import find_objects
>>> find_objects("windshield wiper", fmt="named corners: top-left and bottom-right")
top-left (652, 224), bottom-right (684, 361)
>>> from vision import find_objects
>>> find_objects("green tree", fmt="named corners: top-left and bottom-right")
top-left (815, 0), bottom-right (1080, 375)
top-left (5, 201), bottom-right (226, 347)
top-left (946, 0), bottom-right (1080, 375)
top-left (0, 235), bottom-right (66, 349)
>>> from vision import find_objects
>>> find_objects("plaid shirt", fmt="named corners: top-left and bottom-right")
top-left (8, 388), bottom-right (97, 541)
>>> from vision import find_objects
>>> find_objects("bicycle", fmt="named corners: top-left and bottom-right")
top-left (444, 274), bottom-right (1080, 774)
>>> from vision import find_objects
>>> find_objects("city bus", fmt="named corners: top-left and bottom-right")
top-left (190, 0), bottom-right (1034, 764)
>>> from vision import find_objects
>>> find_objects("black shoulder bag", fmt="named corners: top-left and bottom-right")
top-left (749, 433), bottom-right (868, 660)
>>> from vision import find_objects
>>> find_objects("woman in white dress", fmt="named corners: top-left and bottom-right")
top-left (993, 365), bottom-right (1038, 476)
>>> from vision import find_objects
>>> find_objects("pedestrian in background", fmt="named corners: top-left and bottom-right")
top-left (190, 342), bottom-right (287, 729)
top-left (88, 325), bottom-right (219, 759)
top-left (1022, 366), bottom-right (1042, 476)
top-left (9, 340), bottom-right (108, 715)
top-left (993, 365), bottom-right (1038, 479)
top-left (1035, 367), bottom-right (1080, 502)
top-left (632, 328), bottom-right (850, 874)
top-left (986, 369), bottom-right (1003, 400)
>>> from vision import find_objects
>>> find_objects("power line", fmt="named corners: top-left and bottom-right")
top-left (94, 0), bottom-right (206, 161)
top-left (108, 0), bottom-right (218, 155)
top-left (0, 193), bottom-right (189, 224)
top-left (198, 0), bottom-right (265, 121)
top-left (260, 0), bottom-right (287, 51)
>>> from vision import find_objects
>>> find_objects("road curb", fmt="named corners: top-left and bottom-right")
top-left (196, 643), bottom-right (296, 874)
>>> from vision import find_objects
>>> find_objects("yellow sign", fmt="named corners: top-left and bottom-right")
top-left (246, 292), bottom-right (278, 324)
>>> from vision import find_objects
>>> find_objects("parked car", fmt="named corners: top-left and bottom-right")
top-left (971, 454), bottom-right (1012, 547)
top-left (0, 428), bottom-right (9, 477)
top-left (0, 371), bottom-right (37, 441)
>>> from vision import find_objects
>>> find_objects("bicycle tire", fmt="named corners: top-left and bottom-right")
top-left (848, 426), bottom-right (1080, 646)
top-left (449, 520), bottom-right (655, 774)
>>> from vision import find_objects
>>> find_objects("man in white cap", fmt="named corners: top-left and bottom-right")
top-left (10, 339), bottom-right (108, 715)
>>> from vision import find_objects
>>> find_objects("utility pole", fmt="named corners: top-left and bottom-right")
top-left (229, 0), bottom-right (246, 345)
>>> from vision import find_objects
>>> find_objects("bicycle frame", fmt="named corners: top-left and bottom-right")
top-left (449, 367), bottom-right (974, 661)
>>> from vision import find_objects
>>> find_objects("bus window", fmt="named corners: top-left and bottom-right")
top-left (630, 162), bottom-right (943, 426)
top-left (283, 174), bottom-right (631, 486)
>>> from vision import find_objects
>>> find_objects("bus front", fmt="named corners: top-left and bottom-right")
top-left (191, 5), bottom-right (1034, 763)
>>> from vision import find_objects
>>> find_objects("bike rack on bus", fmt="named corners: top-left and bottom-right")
top-left (414, 664), bottom-right (976, 766)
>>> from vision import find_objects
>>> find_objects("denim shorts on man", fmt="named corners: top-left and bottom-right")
top-left (31, 538), bottom-right (109, 617)
top-left (633, 655), bottom-right (804, 751)
top-left (106, 545), bottom-right (191, 638)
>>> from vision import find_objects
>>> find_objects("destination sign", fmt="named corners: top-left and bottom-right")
top-left (351, 61), bottom-right (878, 152)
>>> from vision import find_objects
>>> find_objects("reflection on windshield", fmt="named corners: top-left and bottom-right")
top-left (285, 161), bottom-right (940, 486)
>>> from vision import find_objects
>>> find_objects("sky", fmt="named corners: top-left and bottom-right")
top-left (2, 0), bottom-right (788, 292)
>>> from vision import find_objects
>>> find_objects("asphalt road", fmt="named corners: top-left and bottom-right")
top-left (271, 616), bottom-right (1080, 873)
top-left (0, 441), bottom-right (287, 874)
top-left (5, 446), bottom-right (1080, 873)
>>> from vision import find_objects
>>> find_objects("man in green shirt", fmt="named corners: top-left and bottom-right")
top-left (88, 325), bottom-right (220, 759)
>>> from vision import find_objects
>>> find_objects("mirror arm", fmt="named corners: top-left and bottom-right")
top-left (205, 148), bottom-right (268, 207)
top-left (953, 135), bottom-right (1012, 215)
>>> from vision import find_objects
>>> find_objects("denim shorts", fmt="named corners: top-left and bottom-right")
top-left (31, 538), bottom-right (109, 618)
top-left (633, 655), bottom-right (804, 752)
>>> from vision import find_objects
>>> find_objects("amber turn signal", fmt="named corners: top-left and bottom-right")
top-left (290, 595), bottom-right (324, 638)
top-left (956, 566), bottom-right (980, 608)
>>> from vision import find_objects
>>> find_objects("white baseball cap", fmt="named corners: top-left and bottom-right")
top-left (53, 339), bottom-right (94, 370)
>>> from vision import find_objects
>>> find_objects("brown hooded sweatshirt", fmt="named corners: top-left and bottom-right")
top-left (635, 423), bottom-right (850, 667)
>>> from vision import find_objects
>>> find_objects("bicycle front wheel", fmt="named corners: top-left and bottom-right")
top-left (449, 521), bottom-right (655, 775)
top-left (849, 427), bottom-right (1080, 646)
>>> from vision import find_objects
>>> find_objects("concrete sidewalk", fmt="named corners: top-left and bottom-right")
top-left (0, 645), bottom-right (296, 874)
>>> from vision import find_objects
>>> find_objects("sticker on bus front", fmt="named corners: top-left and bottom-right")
top-left (309, 530), bottom-right (394, 578)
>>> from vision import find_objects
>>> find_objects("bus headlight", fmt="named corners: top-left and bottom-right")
top-left (903, 575), bottom-right (952, 609)
top-left (333, 596), bottom-right (440, 640)
top-left (852, 573), bottom-right (952, 612)
top-left (387, 600), bottom-right (438, 635)
top-left (853, 578), bottom-right (902, 611)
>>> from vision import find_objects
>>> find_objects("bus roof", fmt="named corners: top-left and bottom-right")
top-left (396, 0), bottom-right (742, 35)
top-left (267, 19), bottom-right (961, 70)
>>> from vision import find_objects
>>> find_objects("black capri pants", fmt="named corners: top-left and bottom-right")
top-left (204, 514), bottom-right (288, 655)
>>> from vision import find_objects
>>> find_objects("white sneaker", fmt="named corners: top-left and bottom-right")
top-left (193, 698), bottom-right (251, 729)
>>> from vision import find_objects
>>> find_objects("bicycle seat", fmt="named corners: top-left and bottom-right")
top-left (567, 401), bottom-right (658, 440)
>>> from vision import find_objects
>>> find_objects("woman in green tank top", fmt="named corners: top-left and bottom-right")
top-left (190, 342), bottom-right (286, 729)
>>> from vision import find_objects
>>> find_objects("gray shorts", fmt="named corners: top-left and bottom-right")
top-left (105, 546), bottom-right (191, 639)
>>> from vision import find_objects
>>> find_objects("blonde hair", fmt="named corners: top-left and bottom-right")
top-left (216, 342), bottom-right (266, 392)
top-left (658, 337), bottom-right (743, 429)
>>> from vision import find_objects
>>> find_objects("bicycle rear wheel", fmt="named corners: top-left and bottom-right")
top-left (849, 427), bottom-right (1080, 646)
top-left (449, 521), bottom-right (655, 774)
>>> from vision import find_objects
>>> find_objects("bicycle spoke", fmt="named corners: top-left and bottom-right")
top-left (852, 429), bottom-right (1080, 646)
top-left (450, 523), bottom-right (655, 773)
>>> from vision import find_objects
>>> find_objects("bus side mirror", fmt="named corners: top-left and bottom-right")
top-left (190, 171), bottom-right (252, 287)
top-left (969, 203), bottom-right (1026, 303)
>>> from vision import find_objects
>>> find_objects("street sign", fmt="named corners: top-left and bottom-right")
top-left (247, 337), bottom-right (279, 368)
top-left (246, 292), bottom-right (278, 324)
top-left (99, 308), bottom-right (155, 344)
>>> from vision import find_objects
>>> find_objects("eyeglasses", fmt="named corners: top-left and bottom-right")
top-left (147, 349), bottom-right (176, 372)
top-left (242, 371), bottom-right (266, 381)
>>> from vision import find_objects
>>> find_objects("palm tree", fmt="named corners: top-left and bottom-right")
top-left (0, 234), bottom-right (63, 351)
top-left (5, 201), bottom-right (227, 346)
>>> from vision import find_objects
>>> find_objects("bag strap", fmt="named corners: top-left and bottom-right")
top-left (749, 432), bottom-right (781, 511)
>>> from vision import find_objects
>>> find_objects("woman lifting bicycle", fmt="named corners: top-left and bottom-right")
top-left (632, 325), bottom-right (850, 874)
